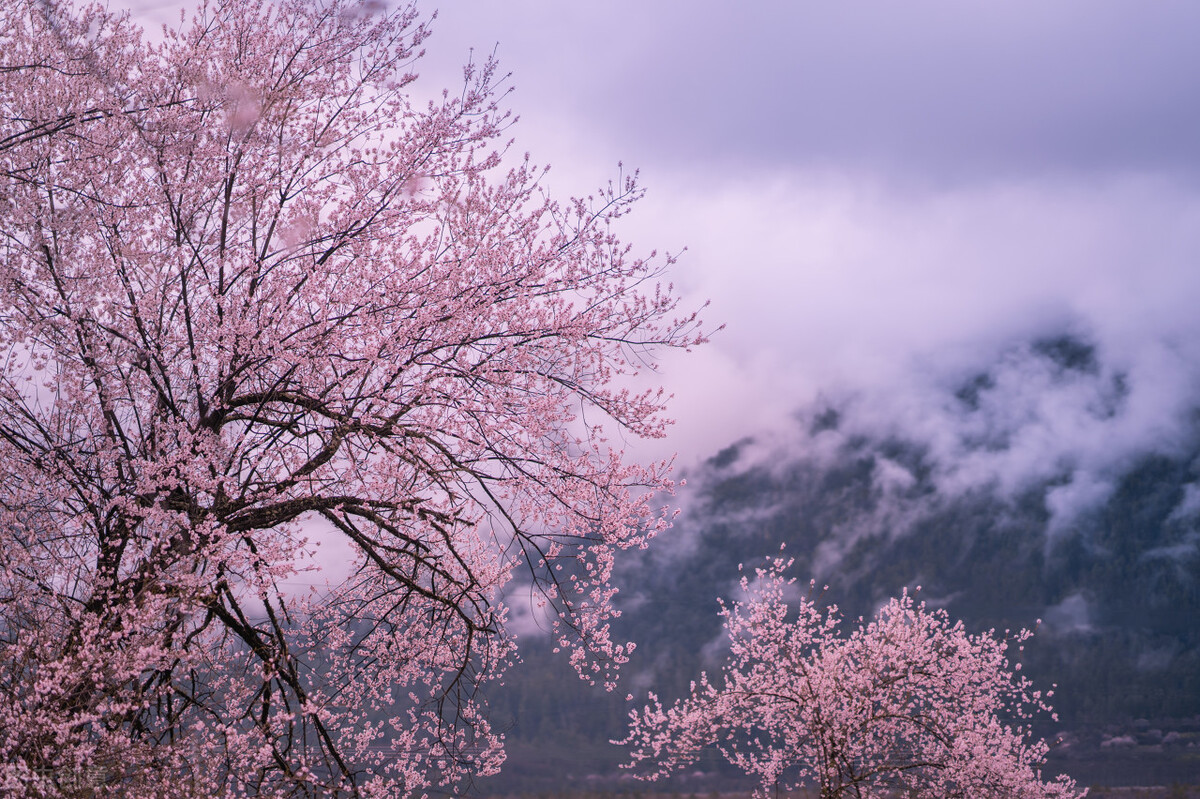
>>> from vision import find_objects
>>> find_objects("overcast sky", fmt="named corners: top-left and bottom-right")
top-left (129, 1), bottom-right (1200, 478)
top-left (412, 2), bottom-right (1200, 473)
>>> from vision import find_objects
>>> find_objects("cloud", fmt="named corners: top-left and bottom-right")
top-left (410, 3), bottom-right (1200, 492)
top-left (612, 171), bottom-right (1200, 482)
top-left (424, 1), bottom-right (1200, 186)
top-left (1045, 592), bottom-right (1094, 635)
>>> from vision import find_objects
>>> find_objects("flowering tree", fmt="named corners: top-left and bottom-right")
top-left (620, 556), bottom-right (1084, 799)
top-left (0, 0), bottom-right (703, 795)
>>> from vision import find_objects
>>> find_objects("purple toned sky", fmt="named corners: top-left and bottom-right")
top-left (132, 1), bottom-right (1200, 479)
top-left (415, 1), bottom-right (1200, 473)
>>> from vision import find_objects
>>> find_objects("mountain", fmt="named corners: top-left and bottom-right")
top-left (477, 332), bottom-right (1200, 793)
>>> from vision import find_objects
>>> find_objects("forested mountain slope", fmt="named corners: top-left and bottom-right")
top-left (480, 333), bottom-right (1200, 792)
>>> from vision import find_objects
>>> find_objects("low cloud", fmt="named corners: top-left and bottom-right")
top-left (1044, 592), bottom-right (1094, 636)
top-left (626, 172), bottom-right (1200, 501)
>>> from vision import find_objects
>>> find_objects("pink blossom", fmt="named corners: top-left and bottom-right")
top-left (619, 556), bottom-right (1084, 799)
top-left (0, 0), bottom-right (705, 794)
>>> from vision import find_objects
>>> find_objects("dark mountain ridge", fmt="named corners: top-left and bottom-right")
top-left (479, 332), bottom-right (1200, 792)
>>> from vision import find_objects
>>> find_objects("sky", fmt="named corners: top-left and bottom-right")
top-left (128, 0), bottom-right (1200, 492)
top-left (413, 1), bottom-right (1200, 490)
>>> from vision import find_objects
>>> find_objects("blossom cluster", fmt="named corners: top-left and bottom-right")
top-left (621, 555), bottom-right (1084, 799)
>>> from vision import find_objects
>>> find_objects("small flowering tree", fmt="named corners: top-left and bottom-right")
top-left (0, 0), bottom-right (703, 795)
top-left (620, 556), bottom-right (1084, 799)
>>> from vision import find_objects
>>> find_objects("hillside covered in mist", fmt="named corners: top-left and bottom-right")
top-left (479, 331), bottom-right (1200, 793)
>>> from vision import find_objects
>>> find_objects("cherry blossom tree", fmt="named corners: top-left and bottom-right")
top-left (0, 0), bottom-right (704, 795)
top-left (620, 555), bottom-right (1084, 799)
